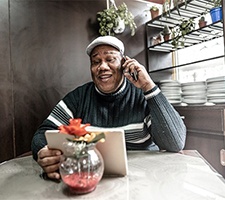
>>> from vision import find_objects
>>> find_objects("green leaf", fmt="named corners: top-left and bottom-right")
top-left (88, 132), bottom-right (105, 144)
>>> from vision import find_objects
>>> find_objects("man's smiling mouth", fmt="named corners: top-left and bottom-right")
top-left (98, 74), bottom-right (112, 82)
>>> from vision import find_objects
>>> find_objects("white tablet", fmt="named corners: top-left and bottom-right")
top-left (45, 127), bottom-right (128, 176)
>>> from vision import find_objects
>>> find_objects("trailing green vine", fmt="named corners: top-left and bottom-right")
top-left (97, 3), bottom-right (137, 36)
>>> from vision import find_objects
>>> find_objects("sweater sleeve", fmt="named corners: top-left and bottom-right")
top-left (144, 86), bottom-right (186, 152)
top-left (31, 96), bottom-right (76, 161)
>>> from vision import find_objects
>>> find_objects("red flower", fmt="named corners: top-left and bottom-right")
top-left (58, 118), bottom-right (90, 136)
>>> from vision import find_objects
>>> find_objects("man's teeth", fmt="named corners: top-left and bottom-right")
top-left (100, 75), bottom-right (111, 79)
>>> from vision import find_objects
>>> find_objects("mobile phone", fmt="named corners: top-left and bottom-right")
top-left (122, 55), bottom-right (138, 81)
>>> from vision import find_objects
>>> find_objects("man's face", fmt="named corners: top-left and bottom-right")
top-left (90, 45), bottom-right (124, 93)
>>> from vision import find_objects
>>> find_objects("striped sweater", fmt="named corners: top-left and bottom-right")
top-left (31, 79), bottom-right (186, 160)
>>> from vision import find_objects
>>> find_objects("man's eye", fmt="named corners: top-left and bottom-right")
top-left (107, 58), bottom-right (115, 63)
top-left (92, 61), bottom-right (100, 65)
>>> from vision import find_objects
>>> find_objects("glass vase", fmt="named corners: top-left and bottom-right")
top-left (59, 141), bottom-right (104, 194)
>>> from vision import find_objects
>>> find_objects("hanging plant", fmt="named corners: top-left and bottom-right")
top-left (97, 2), bottom-right (137, 36)
top-left (171, 18), bottom-right (195, 48)
top-left (173, 0), bottom-right (188, 16)
top-left (162, 0), bottom-right (188, 17)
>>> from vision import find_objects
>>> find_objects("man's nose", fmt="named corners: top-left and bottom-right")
top-left (98, 61), bottom-right (110, 70)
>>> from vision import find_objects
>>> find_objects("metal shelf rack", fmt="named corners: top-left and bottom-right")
top-left (146, 0), bottom-right (223, 52)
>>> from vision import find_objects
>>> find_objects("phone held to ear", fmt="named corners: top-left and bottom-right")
top-left (131, 70), bottom-right (138, 81)
top-left (122, 55), bottom-right (138, 81)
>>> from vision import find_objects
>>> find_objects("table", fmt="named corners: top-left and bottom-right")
top-left (0, 151), bottom-right (225, 200)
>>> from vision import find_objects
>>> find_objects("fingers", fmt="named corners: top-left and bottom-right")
top-left (38, 146), bottom-right (61, 160)
top-left (122, 56), bottom-right (156, 91)
top-left (123, 57), bottom-right (138, 72)
top-left (122, 57), bottom-right (138, 81)
top-left (38, 153), bottom-right (61, 167)
top-left (46, 171), bottom-right (61, 180)
top-left (37, 146), bottom-right (62, 180)
top-left (40, 158), bottom-right (61, 171)
top-left (123, 57), bottom-right (144, 83)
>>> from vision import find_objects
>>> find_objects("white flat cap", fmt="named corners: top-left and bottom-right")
top-left (86, 36), bottom-right (124, 56)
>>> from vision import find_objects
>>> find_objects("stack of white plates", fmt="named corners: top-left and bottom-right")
top-left (159, 80), bottom-right (181, 105)
top-left (181, 81), bottom-right (207, 105)
top-left (206, 76), bottom-right (225, 104)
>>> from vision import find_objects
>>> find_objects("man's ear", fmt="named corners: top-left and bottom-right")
top-left (121, 57), bottom-right (126, 66)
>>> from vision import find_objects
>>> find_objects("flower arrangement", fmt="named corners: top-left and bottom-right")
top-left (59, 118), bottom-right (105, 194)
top-left (58, 118), bottom-right (105, 156)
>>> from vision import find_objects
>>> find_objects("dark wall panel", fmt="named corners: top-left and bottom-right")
top-left (0, 0), bottom-right (14, 162)
top-left (10, 0), bottom-right (102, 157)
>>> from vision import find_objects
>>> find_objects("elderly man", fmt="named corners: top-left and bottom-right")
top-left (31, 36), bottom-right (186, 180)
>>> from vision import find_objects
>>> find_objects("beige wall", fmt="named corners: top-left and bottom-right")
top-left (0, 0), bottom-right (149, 162)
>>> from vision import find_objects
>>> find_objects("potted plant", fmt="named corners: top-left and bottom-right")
top-left (162, 0), bottom-right (171, 16)
top-left (150, 5), bottom-right (159, 19)
top-left (97, 2), bottom-right (137, 36)
top-left (198, 14), bottom-right (207, 28)
top-left (171, 18), bottom-right (195, 48)
top-left (163, 0), bottom-right (187, 17)
top-left (209, 0), bottom-right (222, 23)
top-left (161, 25), bottom-right (171, 41)
top-left (173, 0), bottom-right (187, 9)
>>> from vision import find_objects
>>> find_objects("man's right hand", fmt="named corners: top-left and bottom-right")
top-left (37, 145), bottom-right (62, 180)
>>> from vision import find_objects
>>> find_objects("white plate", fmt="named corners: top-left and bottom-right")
top-left (161, 91), bottom-right (181, 95)
top-left (204, 102), bottom-right (216, 106)
top-left (206, 76), bottom-right (225, 83)
top-left (181, 81), bottom-right (206, 86)
top-left (207, 80), bottom-right (225, 85)
top-left (207, 93), bottom-right (225, 98)
top-left (208, 99), bottom-right (225, 104)
top-left (160, 80), bottom-right (180, 84)
top-left (160, 84), bottom-right (181, 88)
top-left (166, 98), bottom-right (181, 101)
top-left (164, 94), bottom-right (181, 98)
top-left (207, 82), bottom-right (225, 89)
top-left (182, 95), bottom-right (206, 99)
top-left (207, 88), bottom-right (225, 94)
top-left (160, 81), bottom-right (180, 85)
top-left (207, 96), bottom-right (225, 100)
top-left (160, 86), bottom-right (181, 90)
top-left (160, 83), bottom-right (180, 86)
top-left (182, 90), bottom-right (206, 96)
top-left (182, 85), bottom-right (206, 91)
top-left (182, 99), bottom-right (207, 104)
top-left (169, 100), bottom-right (182, 104)
top-left (163, 94), bottom-right (181, 98)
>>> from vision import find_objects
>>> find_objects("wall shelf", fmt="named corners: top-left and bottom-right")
top-left (145, 0), bottom-right (224, 73)
top-left (146, 0), bottom-right (223, 53)
top-left (149, 21), bottom-right (223, 52)
top-left (148, 0), bottom-right (213, 28)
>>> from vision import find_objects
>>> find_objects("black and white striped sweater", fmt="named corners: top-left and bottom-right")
top-left (31, 79), bottom-right (186, 160)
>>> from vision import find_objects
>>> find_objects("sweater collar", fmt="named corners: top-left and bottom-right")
top-left (95, 78), bottom-right (127, 97)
